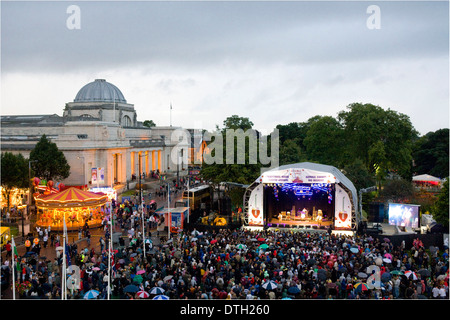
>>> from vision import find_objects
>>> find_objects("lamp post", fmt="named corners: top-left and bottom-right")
top-left (27, 160), bottom-right (38, 238)
top-left (138, 153), bottom-right (145, 256)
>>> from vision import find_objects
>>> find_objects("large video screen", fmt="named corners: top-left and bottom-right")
top-left (388, 203), bottom-right (420, 228)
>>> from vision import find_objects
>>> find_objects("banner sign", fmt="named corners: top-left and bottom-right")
top-left (334, 184), bottom-right (352, 230)
top-left (258, 168), bottom-right (336, 184)
top-left (248, 184), bottom-right (264, 226)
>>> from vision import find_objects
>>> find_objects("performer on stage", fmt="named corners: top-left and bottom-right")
top-left (316, 209), bottom-right (323, 225)
top-left (301, 208), bottom-right (308, 220)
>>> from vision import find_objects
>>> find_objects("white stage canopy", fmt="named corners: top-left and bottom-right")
top-left (245, 162), bottom-right (359, 230)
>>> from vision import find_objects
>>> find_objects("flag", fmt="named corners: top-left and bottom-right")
top-left (11, 237), bottom-right (20, 275)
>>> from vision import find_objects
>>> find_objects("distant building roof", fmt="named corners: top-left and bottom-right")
top-left (74, 79), bottom-right (127, 103)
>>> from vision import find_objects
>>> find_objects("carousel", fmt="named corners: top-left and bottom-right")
top-left (34, 186), bottom-right (108, 231)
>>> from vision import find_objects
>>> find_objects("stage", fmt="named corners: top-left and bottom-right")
top-left (267, 217), bottom-right (332, 229)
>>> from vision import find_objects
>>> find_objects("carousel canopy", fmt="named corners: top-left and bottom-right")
top-left (35, 186), bottom-right (108, 209)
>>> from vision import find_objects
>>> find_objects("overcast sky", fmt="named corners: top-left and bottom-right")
top-left (1, 0), bottom-right (448, 136)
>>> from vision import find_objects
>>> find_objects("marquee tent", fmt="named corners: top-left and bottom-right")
top-left (243, 162), bottom-right (359, 231)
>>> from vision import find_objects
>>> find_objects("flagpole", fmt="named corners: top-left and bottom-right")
top-left (170, 103), bottom-right (172, 127)
top-left (167, 183), bottom-right (171, 240)
top-left (62, 216), bottom-right (67, 300)
top-left (107, 211), bottom-right (111, 300)
top-left (187, 177), bottom-right (190, 224)
top-left (11, 236), bottom-right (16, 300)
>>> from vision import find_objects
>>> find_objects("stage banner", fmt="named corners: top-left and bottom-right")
top-left (91, 168), bottom-right (98, 183)
top-left (98, 167), bottom-right (105, 184)
top-left (259, 168), bottom-right (336, 184)
top-left (334, 184), bottom-right (352, 229)
top-left (248, 184), bottom-right (264, 226)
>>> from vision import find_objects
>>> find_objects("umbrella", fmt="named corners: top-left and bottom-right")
top-left (418, 269), bottom-right (431, 277)
top-left (258, 244), bottom-right (269, 250)
top-left (383, 238), bottom-right (390, 243)
top-left (136, 291), bottom-right (150, 299)
top-left (257, 238), bottom-right (265, 242)
top-left (150, 287), bottom-right (165, 295)
top-left (191, 237), bottom-right (198, 242)
top-left (390, 270), bottom-right (404, 276)
top-left (383, 258), bottom-right (392, 264)
top-left (287, 286), bottom-right (300, 294)
top-left (236, 244), bottom-right (246, 250)
top-left (381, 272), bottom-right (392, 283)
top-left (123, 285), bottom-right (139, 293)
top-left (133, 274), bottom-right (144, 284)
top-left (262, 280), bottom-right (278, 290)
top-left (350, 247), bottom-right (359, 254)
top-left (354, 282), bottom-right (369, 292)
top-left (317, 272), bottom-right (327, 281)
top-left (307, 258), bottom-right (316, 266)
top-left (83, 289), bottom-right (100, 299)
top-left (136, 269), bottom-right (146, 275)
top-left (153, 295), bottom-right (170, 300)
top-left (358, 272), bottom-right (368, 279)
top-left (384, 253), bottom-right (393, 260)
top-left (404, 271), bottom-right (418, 280)
top-left (92, 267), bottom-right (100, 271)
top-left (163, 275), bottom-right (173, 282)
top-left (130, 253), bottom-right (137, 257)
top-left (56, 246), bottom-right (64, 251)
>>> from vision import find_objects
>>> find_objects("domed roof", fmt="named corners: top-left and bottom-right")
top-left (74, 79), bottom-right (127, 103)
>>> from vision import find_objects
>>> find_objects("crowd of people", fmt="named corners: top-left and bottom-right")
top-left (2, 205), bottom-right (448, 299)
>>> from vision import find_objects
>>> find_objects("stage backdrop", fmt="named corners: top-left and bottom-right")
top-left (248, 184), bottom-right (264, 226)
top-left (335, 184), bottom-right (352, 229)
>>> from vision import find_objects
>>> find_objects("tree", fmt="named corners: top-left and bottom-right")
top-left (432, 178), bottom-right (449, 228)
top-left (279, 139), bottom-right (305, 165)
top-left (201, 115), bottom-right (263, 185)
top-left (338, 103), bottom-right (418, 180)
top-left (143, 120), bottom-right (156, 128)
top-left (222, 115), bottom-right (253, 131)
top-left (342, 159), bottom-right (376, 192)
top-left (379, 178), bottom-right (415, 203)
top-left (29, 134), bottom-right (70, 182)
top-left (1, 152), bottom-right (29, 209)
top-left (412, 128), bottom-right (449, 178)
top-left (303, 116), bottom-right (345, 168)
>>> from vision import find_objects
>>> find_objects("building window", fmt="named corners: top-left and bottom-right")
top-left (123, 115), bottom-right (132, 127)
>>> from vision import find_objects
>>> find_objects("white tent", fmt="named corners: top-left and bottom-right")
top-left (244, 162), bottom-right (358, 230)
top-left (412, 174), bottom-right (442, 182)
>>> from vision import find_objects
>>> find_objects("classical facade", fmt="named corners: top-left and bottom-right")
top-left (1, 79), bottom-right (188, 192)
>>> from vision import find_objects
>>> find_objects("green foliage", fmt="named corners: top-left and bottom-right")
top-left (279, 139), bottom-right (305, 165)
top-left (303, 116), bottom-right (345, 168)
top-left (1, 152), bottom-right (29, 208)
top-left (379, 178), bottom-right (415, 203)
top-left (222, 115), bottom-right (253, 131)
top-left (201, 115), bottom-right (262, 186)
top-left (412, 128), bottom-right (449, 178)
top-left (143, 120), bottom-right (156, 128)
top-left (29, 134), bottom-right (70, 182)
top-left (432, 178), bottom-right (449, 228)
top-left (342, 159), bottom-right (376, 191)
top-left (338, 103), bottom-right (417, 180)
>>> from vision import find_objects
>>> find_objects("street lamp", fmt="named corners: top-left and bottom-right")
top-left (27, 160), bottom-right (38, 238)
